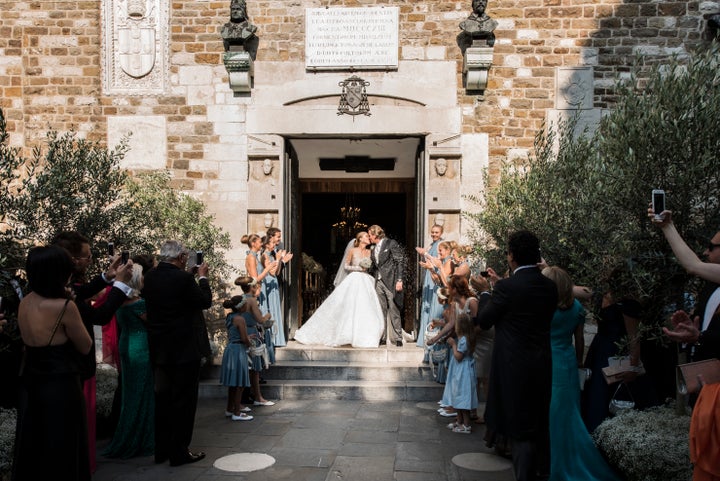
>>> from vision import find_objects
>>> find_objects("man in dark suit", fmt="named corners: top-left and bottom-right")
top-left (661, 225), bottom-right (720, 361)
top-left (368, 224), bottom-right (406, 347)
top-left (143, 240), bottom-right (212, 467)
top-left (476, 230), bottom-right (558, 481)
top-left (52, 231), bottom-right (133, 379)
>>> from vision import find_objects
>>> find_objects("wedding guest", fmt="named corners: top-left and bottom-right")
top-left (445, 313), bottom-right (478, 434)
top-left (476, 230), bottom-right (557, 481)
top-left (427, 240), bottom-right (456, 287)
top-left (470, 273), bottom-right (494, 423)
top-left (649, 207), bottom-right (720, 481)
top-left (428, 288), bottom-right (453, 385)
top-left (103, 264), bottom-right (155, 459)
top-left (416, 224), bottom-right (444, 348)
top-left (542, 266), bottom-right (622, 481)
top-left (12, 246), bottom-right (93, 481)
top-left (143, 240), bottom-right (210, 466)
top-left (220, 295), bottom-right (254, 421)
top-left (581, 269), bottom-right (643, 433)
top-left (261, 235), bottom-right (284, 351)
top-left (436, 276), bottom-right (478, 418)
top-left (52, 231), bottom-right (133, 473)
top-left (234, 276), bottom-right (275, 406)
top-left (450, 245), bottom-right (472, 281)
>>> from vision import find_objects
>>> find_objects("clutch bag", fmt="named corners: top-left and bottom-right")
top-left (676, 358), bottom-right (720, 395)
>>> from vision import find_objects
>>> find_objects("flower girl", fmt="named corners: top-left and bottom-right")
top-left (446, 313), bottom-right (478, 434)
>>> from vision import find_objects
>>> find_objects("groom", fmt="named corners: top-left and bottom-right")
top-left (368, 225), bottom-right (406, 347)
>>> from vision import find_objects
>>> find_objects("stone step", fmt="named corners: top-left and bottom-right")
top-left (200, 341), bottom-right (442, 401)
top-left (199, 379), bottom-right (444, 402)
top-left (208, 360), bottom-right (436, 382)
top-left (274, 341), bottom-right (427, 363)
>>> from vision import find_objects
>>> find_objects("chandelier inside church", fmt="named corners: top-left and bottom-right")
top-left (332, 199), bottom-right (367, 243)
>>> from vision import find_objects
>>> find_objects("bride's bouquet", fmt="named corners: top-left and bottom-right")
top-left (359, 257), bottom-right (372, 271)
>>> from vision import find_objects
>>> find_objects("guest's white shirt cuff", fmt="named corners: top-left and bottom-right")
top-left (112, 281), bottom-right (133, 297)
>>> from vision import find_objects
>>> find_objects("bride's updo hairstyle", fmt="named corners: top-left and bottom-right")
top-left (222, 295), bottom-right (245, 311)
top-left (234, 275), bottom-right (257, 293)
top-left (241, 234), bottom-right (260, 248)
top-left (354, 231), bottom-right (367, 247)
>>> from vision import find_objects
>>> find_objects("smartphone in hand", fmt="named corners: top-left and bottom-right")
top-left (652, 189), bottom-right (665, 220)
top-left (107, 242), bottom-right (114, 257)
top-left (196, 251), bottom-right (204, 265)
top-left (121, 250), bottom-right (130, 264)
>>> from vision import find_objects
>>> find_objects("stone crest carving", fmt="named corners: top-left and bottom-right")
top-left (338, 76), bottom-right (371, 116)
top-left (102, 0), bottom-right (170, 95)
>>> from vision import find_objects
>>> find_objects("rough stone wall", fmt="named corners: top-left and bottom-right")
top-left (0, 0), bottom-right (708, 185)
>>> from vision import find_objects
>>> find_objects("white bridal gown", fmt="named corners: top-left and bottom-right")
top-left (294, 252), bottom-right (385, 348)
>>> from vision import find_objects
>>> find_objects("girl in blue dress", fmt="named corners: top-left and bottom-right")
top-left (542, 266), bottom-right (621, 481)
top-left (446, 313), bottom-right (478, 434)
top-left (220, 295), bottom-right (254, 421)
top-left (234, 275), bottom-right (276, 406)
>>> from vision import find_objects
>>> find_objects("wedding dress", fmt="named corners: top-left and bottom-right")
top-left (294, 251), bottom-right (384, 348)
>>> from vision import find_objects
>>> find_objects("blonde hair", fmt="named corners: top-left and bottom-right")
top-left (241, 234), bottom-right (260, 248)
top-left (126, 264), bottom-right (144, 297)
top-left (354, 231), bottom-right (367, 247)
top-left (542, 266), bottom-right (574, 310)
top-left (368, 225), bottom-right (385, 239)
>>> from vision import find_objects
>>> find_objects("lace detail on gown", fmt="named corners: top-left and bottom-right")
top-left (295, 251), bottom-right (384, 348)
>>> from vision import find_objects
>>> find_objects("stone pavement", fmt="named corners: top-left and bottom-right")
top-left (94, 397), bottom-right (515, 481)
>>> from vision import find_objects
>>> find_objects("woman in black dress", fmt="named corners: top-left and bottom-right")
top-left (12, 246), bottom-right (93, 481)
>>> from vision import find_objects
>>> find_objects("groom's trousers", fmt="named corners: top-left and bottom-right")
top-left (376, 280), bottom-right (402, 343)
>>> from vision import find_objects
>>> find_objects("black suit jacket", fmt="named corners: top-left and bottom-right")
top-left (477, 266), bottom-right (558, 441)
top-left (691, 282), bottom-right (720, 361)
top-left (143, 262), bottom-right (212, 365)
top-left (370, 238), bottom-right (406, 291)
top-left (72, 275), bottom-right (128, 380)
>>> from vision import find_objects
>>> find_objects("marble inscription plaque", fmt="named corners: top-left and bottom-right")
top-left (306, 7), bottom-right (399, 70)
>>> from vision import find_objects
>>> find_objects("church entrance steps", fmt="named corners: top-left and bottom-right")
top-left (199, 341), bottom-right (445, 401)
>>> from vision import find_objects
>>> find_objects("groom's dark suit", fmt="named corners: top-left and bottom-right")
top-left (143, 261), bottom-right (212, 465)
top-left (477, 265), bottom-right (557, 481)
top-left (371, 237), bottom-right (406, 344)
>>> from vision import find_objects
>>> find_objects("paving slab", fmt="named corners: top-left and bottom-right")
top-left (94, 396), bottom-right (514, 481)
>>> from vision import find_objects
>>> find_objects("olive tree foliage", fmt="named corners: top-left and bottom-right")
top-left (466, 44), bottom-right (720, 325)
top-left (0, 108), bottom-right (232, 302)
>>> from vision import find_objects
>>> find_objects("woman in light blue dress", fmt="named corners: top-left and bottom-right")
top-left (241, 234), bottom-right (278, 364)
top-left (417, 225), bottom-right (443, 347)
top-left (542, 266), bottom-right (621, 481)
top-left (261, 236), bottom-right (284, 353)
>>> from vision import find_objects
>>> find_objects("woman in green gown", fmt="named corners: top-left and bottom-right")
top-left (103, 264), bottom-right (155, 459)
top-left (542, 266), bottom-right (621, 481)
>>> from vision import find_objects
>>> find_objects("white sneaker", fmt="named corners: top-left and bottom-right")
top-left (231, 413), bottom-right (253, 421)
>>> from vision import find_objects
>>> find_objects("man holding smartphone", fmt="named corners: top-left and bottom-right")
top-left (143, 240), bottom-right (212, 467)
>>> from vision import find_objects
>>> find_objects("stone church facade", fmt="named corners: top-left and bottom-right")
top-left (1, 0), bottom-right (717, 328)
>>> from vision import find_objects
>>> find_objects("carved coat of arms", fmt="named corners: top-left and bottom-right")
top-left (118, 25), bottom-right (156, 78)
top-left (338, 76), bottom-right (371, 116)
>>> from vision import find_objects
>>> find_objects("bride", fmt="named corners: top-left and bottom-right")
top-left (294, 231), bottom-right (384, 348)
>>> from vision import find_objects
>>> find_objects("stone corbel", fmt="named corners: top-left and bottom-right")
top-left (223, 50), bottom-right (253, 95)
top-left (463, 46), bottom-right (494, 93)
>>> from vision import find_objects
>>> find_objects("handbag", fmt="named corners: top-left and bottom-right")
top-left (608, 382), bottom-right (635, 416)
top-left (676, 358), bottom-right (720, 395)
